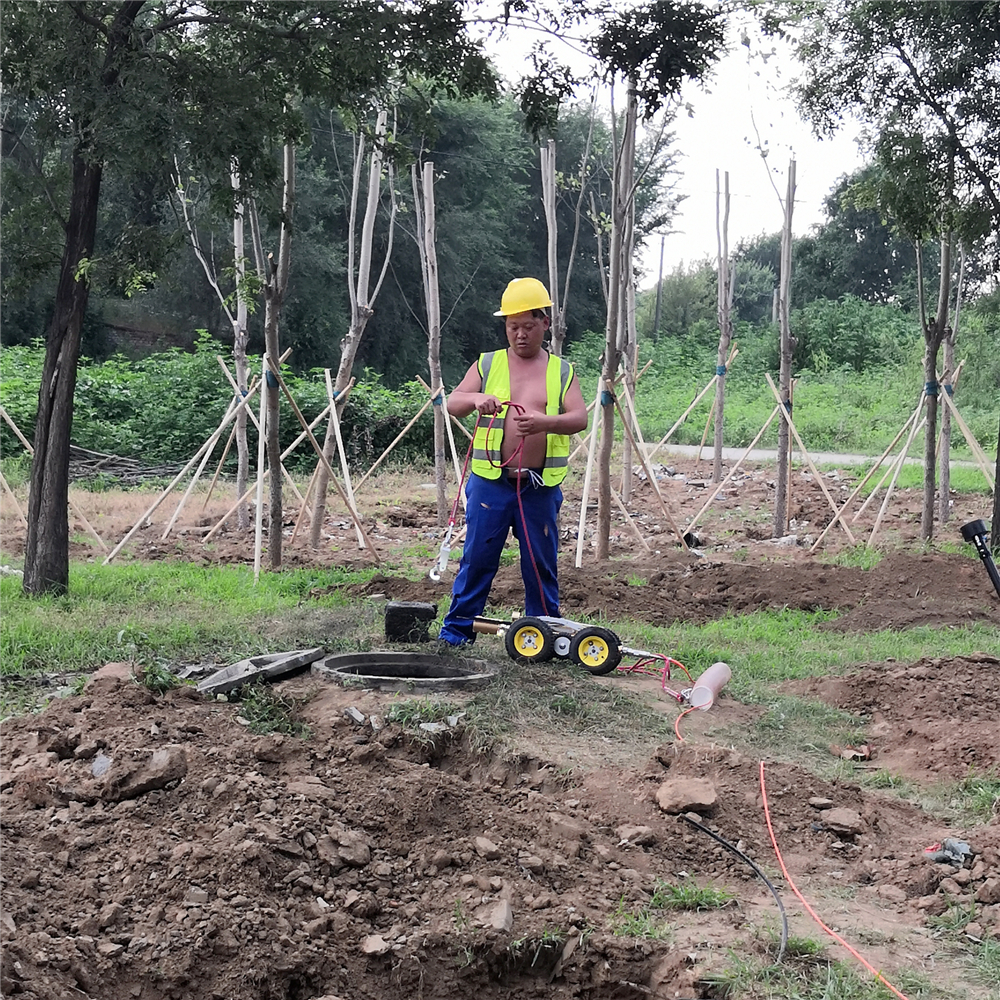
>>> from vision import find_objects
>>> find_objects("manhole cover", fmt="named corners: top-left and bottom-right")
top-left (313, 652), bottom-right (497, 693)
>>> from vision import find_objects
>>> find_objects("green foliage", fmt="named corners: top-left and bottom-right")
top-left (648, 880), bottom-right (734, 911)
top-left (234, 682), bottom-right (310, 738)
top-left (0, 337), bottom-right (436, 468)
top-left (132, 662), bottom-right (181, 695)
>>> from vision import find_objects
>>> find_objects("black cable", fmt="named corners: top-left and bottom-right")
top-left (678, 813), bottom-right (788, 963)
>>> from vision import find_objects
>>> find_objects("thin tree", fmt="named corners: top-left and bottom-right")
top-left (938, 248), bottom-right (966, 524)
top-left (412, 161), bottom-right (448, 525)
top-left (772, 160), bottom-right (796, 539)
top-left (310, 111), bottom-right (396, 548)
top-left (248, 141), bottom-right (295, 569)
top-left (171, 159), bottom-right (254, 530)
top-left (713, 169), bottom-right (734, 484)
top-left (539, 98), bottom-right (596, 357)
top-left (596, 82), bottom-right (638, 560)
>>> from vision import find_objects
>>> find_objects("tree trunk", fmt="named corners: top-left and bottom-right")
top-left (653, 236), bottom-right (664, 340)
top-left (773, 160), bottom-right (796, 538)
top-left (23, 152), bottom-right (102, 595)
top-left (938, 323), bottom-right (955, 523)
top-left (713, 170), bottom-right (733, 485)
top-left (311, 112), bottom-right (393, 547)
top-left (921, 234), bottom-right (951, 541)
top-left (992, 412), bottom-right (1000, 557)
top-left (232, 164), bottom-right (251, 531)
top-left (263, 142), bottom-right (295, 571)
top-left (541, 140), bottom-right (567, 356)
top-left (23, 1), bottom-right (140, 595)
top-left (414, 162), bottom-right (447, 525)
top-left (597, 85), bottom-right (636, 561)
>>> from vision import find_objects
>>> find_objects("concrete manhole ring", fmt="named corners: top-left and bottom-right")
top-left (312, 652), bottom-right (497, 693)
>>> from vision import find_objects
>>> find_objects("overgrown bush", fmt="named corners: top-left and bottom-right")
top-left (1, 334), bottom-right (437, 473)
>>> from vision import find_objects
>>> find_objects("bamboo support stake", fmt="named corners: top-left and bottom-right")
top-left (611, 485), bottom-right (651, 552)
top-left (289, 465), bottom-right (319, 545)
top-left (215, 357), bottom-right (304, 506)
top-left (569, 362), bottom-right (652, 463)
top-left (415, 376), bottom-right (465, 509)
top-left (265, 356), bottom-right (378, 562)
top-left (810, 397), bottom-right (924, 551)
top-left (204, 402), bottom-right (332, 543)
top-left (685, 405), bottom-right (781, 534)
top-left (290, 379), bottom-right (355, 544)
top-left (353, 398), bottom-right (433, 492)
top-left (645, 376), bottom-right (717, 465)
top-left (867, 410), bottom-right (926, 549)
top-left (939, 389), bottom-right (996, 490)
top-left (575, 376), bottom-right (602, 568)
top-left (161, 395), bottom-right (239, 540)
top-left (325, 370), bottom-right (365, 549)
top-left (649, 345), bottom-right (740, 461)
top-left (764, 374), bottom-right (856, 544)
top-left (1, 405), bottom-right (109, 552)
top-left (103, 377), bottom-right (266, 563)
top-left (619, 377), bottom-right (653, 473)
top-left (253, 356), bottom-right (269, 583)
top-left (202, 421), bottom-right (240, 512)
top-left (851, 436), bottom-right (913, 523)
top-left (610, 389), bottom-right (688, 550)
top-left (416, 374), bottom-right (473, 450)
top-left (694, 406), bottom-right (714, 467)
top-left (1, 470), bottom-right (27, 525)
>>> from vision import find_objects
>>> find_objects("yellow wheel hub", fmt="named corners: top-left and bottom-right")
top-left (513, 626), bottom-right (545, 655)
top-left (577, 636), bottom-right (610, 666)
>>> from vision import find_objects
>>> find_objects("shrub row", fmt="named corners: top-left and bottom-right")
top-left (1, 332), bottom-right (438, 474)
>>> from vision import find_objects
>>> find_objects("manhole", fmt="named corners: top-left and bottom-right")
top-left (312, 652), bottom-right (497, 693)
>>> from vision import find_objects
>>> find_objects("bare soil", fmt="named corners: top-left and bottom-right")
top-left (2, 459), bottom-right (999, 999)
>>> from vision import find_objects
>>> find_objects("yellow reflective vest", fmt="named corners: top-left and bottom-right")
top-left (470, 349), bottom-right (574, 485)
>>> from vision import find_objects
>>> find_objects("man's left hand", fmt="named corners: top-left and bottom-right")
top-left (511, 410), bottom-right (545, 437)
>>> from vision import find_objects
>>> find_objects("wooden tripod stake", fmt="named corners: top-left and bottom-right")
top-left (0, 405), bottom-right (107, 552)
top-left (264, 356), bottom-right (378, 563)
top-left (763, 374), bottom-right (855, 545)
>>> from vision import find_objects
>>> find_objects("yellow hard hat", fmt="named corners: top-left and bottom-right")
top-left (493, 277), bottom-right (553, 316)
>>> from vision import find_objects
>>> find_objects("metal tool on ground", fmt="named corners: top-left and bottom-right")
top-left (960, 518), bottom-right (1000, 600)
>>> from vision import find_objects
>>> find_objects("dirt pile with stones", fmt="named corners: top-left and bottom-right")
top-left (3, 655), bottom-right (999, 1000)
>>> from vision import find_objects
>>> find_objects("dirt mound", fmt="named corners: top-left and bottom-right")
top-left (785, 652), bottom-right (1000, 782)
top-left (352, 549), bottom-right (1000, 633)
top-left (2, 660), bottom-right (999, 1000)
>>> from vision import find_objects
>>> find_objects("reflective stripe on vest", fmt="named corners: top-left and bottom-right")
top-left (470, 350), bottom-right (574, 485)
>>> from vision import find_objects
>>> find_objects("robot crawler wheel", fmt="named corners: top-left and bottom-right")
top-left (569, 626), bottom-right (621, 675)
top-left (505, 617), bottom-right (555, 662)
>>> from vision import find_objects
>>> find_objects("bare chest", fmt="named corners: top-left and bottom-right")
top-left (504, 356), bottom-right (550, 414)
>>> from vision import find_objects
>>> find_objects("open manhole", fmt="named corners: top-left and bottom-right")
top-left (313, 652), bottom-right (497, 693)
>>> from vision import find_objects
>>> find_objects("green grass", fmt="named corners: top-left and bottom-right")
top-left (840, 462), bottom-right (995, 496)
top-left (618, 609), bottom-right (1000, 700)
top-left (648, 880), bottom-right (734, 911)
top-left (234, 682), bottom-right (311, 737)
top-left (706, 951), bottom-right (952, 999)
top-left (0, 559), bottom-right (375, 716)
top-left (610, 878), bottom-right (732, 940)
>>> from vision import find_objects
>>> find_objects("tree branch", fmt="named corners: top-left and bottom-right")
top-left (891, 40), bottom-right (1000, 220)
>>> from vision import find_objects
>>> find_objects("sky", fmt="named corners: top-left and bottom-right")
top-left (481, 9), bottom-right (867, 290)
top-left (639, 29), bottom-right (865, 286)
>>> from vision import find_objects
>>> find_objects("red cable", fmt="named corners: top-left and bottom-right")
top-left (674, 705), bottom-right (696, 743)
top-left (759, 762), bottom-right (913, 1000)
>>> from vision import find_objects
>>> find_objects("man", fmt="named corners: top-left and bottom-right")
top-left (438, 277), bottom-right (588, 646)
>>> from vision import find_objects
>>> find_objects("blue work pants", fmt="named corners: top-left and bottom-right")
top-left (439, 472), bottom-right (562, 645)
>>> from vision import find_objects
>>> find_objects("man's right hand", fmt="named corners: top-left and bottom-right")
top-left (475, 394), bottom-right (503, 416)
